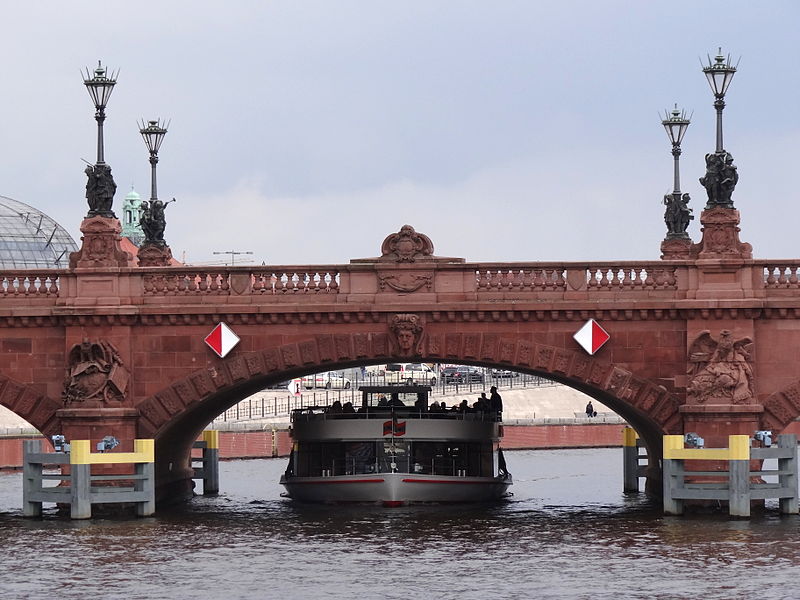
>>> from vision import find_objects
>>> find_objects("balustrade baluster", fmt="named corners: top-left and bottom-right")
top-left (609, 268), bottom-right (621, 288)
top-left (622, 268), bottom-right (634, 287)
top-left (252, 273), bottom-right (264, 293)
top-left (543, 268), bottom-right (554, 288)
top-left (328, 272), bottom-right (339, 292)
top-left (765, 266), bottom-right (777, 287)
top-left (778, 267), bottom-right (789, 287)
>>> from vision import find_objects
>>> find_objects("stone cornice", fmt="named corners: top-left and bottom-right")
top-left (5, 304), bottom-right (800, 327)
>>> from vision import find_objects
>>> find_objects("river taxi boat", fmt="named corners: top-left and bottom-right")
top-left (280, 385), bottom-right (512, 506)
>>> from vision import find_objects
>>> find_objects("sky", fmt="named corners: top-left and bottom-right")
top-left (1, 1), bottom-right (799, 266)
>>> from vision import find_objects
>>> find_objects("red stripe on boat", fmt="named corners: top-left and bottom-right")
top-left (401, 478), bottom-right (498, 484)
top-left (291, 479), bottom-right (385, 485)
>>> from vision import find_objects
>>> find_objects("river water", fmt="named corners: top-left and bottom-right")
top-left (2, 448), bottom-right (800, 600)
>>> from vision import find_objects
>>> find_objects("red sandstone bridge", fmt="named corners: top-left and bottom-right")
top-left (2, 209), bottom-right (800, 501)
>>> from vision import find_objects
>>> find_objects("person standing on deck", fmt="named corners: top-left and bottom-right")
top-left (489, 386), bottom-right (503, 417)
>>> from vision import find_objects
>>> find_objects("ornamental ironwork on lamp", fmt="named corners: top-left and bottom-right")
top-left (702, 48), bottom-right (737, 153)
top-left (138, 119), bottom-right (169, 203)
top-left (83, 61), bottom-right (118, 165)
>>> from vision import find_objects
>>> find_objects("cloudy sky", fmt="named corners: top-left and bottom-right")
top-left (1, 1), bottom-right (798, 266)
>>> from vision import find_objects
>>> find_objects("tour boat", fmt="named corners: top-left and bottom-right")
top-left (280, 385), bottom-right (512, 506)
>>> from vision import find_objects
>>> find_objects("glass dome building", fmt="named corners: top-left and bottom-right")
top-left (0, 196), bottom-right (78, 269)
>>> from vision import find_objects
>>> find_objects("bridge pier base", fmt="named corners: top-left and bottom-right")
top-left (679, 404), bottom-right (764, 449)
top-left (57, 407), bottom-right (140, 451)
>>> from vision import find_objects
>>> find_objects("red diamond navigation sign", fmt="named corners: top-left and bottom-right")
top-left (573, 319), bottom-right (610, 355)
top-left (204, 322), bottom-right (240, 358)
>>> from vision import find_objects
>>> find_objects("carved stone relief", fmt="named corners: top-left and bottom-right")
top-left (687, 329), bottom-right (754, 404)
top-left (63, 339), bottom-right (129, 407)
top-left (389, 313), bottom-right (425, 357)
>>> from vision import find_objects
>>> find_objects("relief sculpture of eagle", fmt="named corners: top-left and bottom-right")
top-left (687, 329), bottom-right (754, 404)
top-left (63, 339), bottom-right (129, 406)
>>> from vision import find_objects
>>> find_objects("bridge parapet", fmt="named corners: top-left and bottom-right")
top-left (1, 258), bottom-right (796, 308)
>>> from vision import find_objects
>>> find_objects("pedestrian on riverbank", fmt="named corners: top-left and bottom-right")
top-left (585, 401), bottom-right (595, 418)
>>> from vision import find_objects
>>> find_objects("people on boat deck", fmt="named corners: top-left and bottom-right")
top-left (475, 393), bottom-right (490, 412)
top-left (389, 393), bottom-right (405, 407)
top-left (329, 400), bottom-right (342, 413)
top-left (342, 401), bottom-right (355, 414)
top-left (458, 399), bottom-right (469, 412)
top-left (429, 400), bottom-right (441, 412)
top-left (377, 395), bottom-right (389, 407)
top-left (489, 386), bottom-right (503, 415)
top-left (414, 393), bottom-right (427, 412)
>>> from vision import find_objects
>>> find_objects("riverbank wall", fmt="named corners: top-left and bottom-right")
top-left (0, 419), bottom-right (628, 469)
top-left (7, 419), bottom-right (797, 469)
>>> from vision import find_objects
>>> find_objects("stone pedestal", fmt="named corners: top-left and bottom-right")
top-left (137, 243), bottom-right (173, 267)
top-left (660, 236), bottom-right (692, 260)
top-left (690, 207), bottom-right (752, 261)
top-left (69, 216), bottom-right (133, 269)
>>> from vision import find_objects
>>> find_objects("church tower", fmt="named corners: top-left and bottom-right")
top-left (121, 186), bottom-right (144, 246)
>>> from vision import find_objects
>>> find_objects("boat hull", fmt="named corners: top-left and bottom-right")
top-left (280, 472), bottom-right (512, 506)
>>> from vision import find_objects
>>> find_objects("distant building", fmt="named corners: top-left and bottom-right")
top-left (0, 195), bottom-right (78, 269)
top-left (121, 186), bottom-right (145, 246)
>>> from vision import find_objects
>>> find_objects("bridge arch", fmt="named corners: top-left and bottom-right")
top-left (137, 332), bottom-right (683, 501)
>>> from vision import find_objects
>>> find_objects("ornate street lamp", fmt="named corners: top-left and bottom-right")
top-left (702, 48), bottom-right (737, 153)
top-left (138, 119), bottom-right (169, 202)
top-left (661, 105), bottom-right (693, 239)
top-left (662, 104), bottom-right (691, 197)
top-left (137, 119), bottom-right (174, 249)
top-left (82, 61), bottom-right (118, 165)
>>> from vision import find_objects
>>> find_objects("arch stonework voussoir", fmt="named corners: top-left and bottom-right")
top-left (0, 373), bottom-right (62, 435)
top-left (137, 331), bottom-right (683, 438)
top-left (762, 381), bottom-right (800, 432)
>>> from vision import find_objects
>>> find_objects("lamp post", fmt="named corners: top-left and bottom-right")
top-left (83, 61), bottom-right (118, 165)
top-left (702, 48), bottom-right (737, 153)
top-left (662, 104), bottom-right (691, 197)
top-left (661, 105), bottom-right (692, 239)
top-left (138, 119), bottom-right (169, 202)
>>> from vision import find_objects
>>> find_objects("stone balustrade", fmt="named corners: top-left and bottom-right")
top-left (762, 262), bottom-right (800, 289)
top-left (0, 259), bottom-right (791, 305)
top-left (0, 272), bottom-right (63, 296)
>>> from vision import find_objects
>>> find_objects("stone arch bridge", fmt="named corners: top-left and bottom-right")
top-left (2, 213), bottom-right (800, 501)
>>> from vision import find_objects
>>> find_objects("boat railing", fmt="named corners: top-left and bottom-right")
top-left (320, 457), bottom-right (473, 477)
top-left (290, 407), bottom-right (502, 423)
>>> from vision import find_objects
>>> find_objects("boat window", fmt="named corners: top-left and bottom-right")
top-left (409, 441), bottom-right (495, 477)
